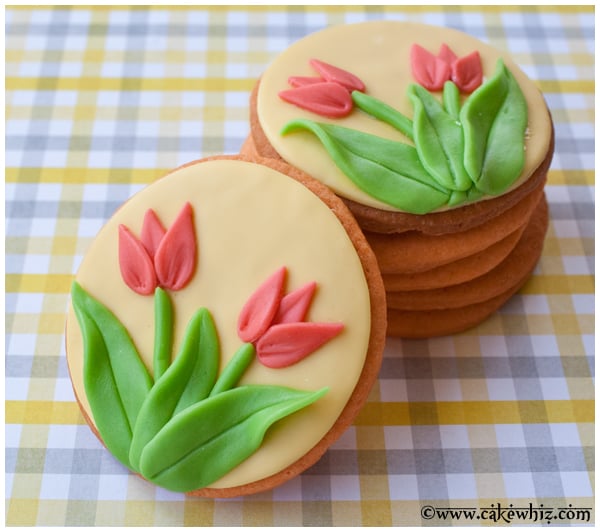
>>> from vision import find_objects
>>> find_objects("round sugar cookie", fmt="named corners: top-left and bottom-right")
top-left (386, 195), bottom-right (548, 311)
top-left (65, 155), bottom-right (386, 498)
top-left (250, 20), bottom-right (554, 231)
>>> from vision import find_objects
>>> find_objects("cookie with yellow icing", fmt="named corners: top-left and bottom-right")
top-left (244, 20), bottom-right (554, 336)
top-left (65, 155), bottom-right (386, 497)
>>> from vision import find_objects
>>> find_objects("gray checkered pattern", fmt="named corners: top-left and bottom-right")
top-left (5, 5), bottom-right (594, 526)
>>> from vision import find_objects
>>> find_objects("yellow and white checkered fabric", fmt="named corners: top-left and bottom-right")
top-left (5, 5), bottom-right (594, 526)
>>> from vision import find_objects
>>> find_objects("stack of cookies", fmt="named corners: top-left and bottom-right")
top-left (243, 20), bottom-right (554, 338)
top-left (352, 155), bottom-right (551, 337)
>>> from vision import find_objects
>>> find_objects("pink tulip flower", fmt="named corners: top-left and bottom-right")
top-left (237, 266), bottom-right (344, 368)
top-left (411, 43), bottom-right (483, 93)
top-left (118, 202), bottom-right (196, 295)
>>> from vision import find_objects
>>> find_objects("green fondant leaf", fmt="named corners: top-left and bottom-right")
top-left (129, 307), bottom-right (220, 472)
top-left (139, 385), bottom-right (328, 492)
top-left (460, 59), bottom-right (527, 194)
top-left (281, 119), bottom-right (449, 214)
top-left (409, 83), bottom-right (472, 192)
top-left (447, 189), bottom-right (467, 207)
top-left (172, 308), bottom-right (220, 414)
top-left (460, 59), bottom-right (508, 181)
top-left (153, 287), bottom-right (173, 381)
top-left (448, 184), bottom-right (486, 207)
top-left (70, 282), bottom-right (153, 470)
top-left (351, 90), bottom-right (414, 140)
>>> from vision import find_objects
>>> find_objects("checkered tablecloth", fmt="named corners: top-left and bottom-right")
top-left (5, 5), bottom-right (594, 526)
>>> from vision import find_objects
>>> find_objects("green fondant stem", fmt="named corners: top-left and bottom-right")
top-left (209, 342), bottom-right (256, 397)
top-left (442, 81), bottom-right (461, 119)
top-left (153, 287), bottom-right (173, 381)
top-left (351, 90), bottom-right (414, 140)
top-left (72, 281), bottom-right (331, 492)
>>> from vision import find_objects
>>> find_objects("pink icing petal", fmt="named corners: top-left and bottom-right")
top-left (140, 209), bottom-right (166, 259)
top-left (451, 50), bottom-right (483, 93)
top-left (279, 82), bottom-right (354, 118)
top-left (237, 266), bottom-right (287, 343)
top-left (273, 281), bottom-right (317, 325)
top-left (288, 75), bottom-right (325, 88)
top-left (410, 44), bottom-right (451, 91)
top-left (256, 322), bottom-right (345, 369)
top-left (437, 43), bottom-right (458, 65)
top-left (154, 202), bottom-right (196, 291)
top-left (309, 58), bottom-right (366, 92)
top-left (118, 225), bottom-right (158, 295)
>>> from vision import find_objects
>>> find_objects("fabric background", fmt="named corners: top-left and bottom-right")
top-left (5, 5), bottom-right (594, 526)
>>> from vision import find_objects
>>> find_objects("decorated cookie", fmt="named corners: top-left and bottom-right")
top-left (244, 21), bottom-right (553, 337)
top-left (248, 21), bottom-right (553, 219)
top-left (65, 155), bottom-right (386, 497)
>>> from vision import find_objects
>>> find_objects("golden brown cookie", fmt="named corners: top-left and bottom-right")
top-left (386, 283), bottom-right (525, 338)
top-left (239, 133), bottom-right (259, 159)
top-left (386, 195), bottom-right (548, 311)
top-left (249, 21), bottom-right (554, 237)
top-left (66, 154), bottom-right (386, 498)
top-left (381, 225), bottom-right (524, 292)
top-left (365, 179), bottom-right (545, 275)
top-left (386, 195), bottom-right (548, 338)
top-left (249, 81), bottom-right (282, 161)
